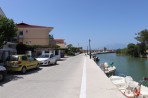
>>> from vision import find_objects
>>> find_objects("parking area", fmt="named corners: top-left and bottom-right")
top-left (0, 55), bottom-right (83, 98)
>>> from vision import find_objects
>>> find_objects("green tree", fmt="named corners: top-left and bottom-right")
top-left (0, 17), bottom-right (17, 48)
top-left (127, 43), bottom-right (139, 57)
top-left (135, 29), bottom-right (148, 43)
top-left (135, 29), bottom-right (148, 57)
top-left (67, 44), bottom-right (73, 49)
top-left (137, 43), bottom-right (146, 56)
top-left (66, 44), bottom-right (80, 56)
top-left (66, 44), bottom-right (74, 55)
top-left (116, 48), bottom-right (128, 55)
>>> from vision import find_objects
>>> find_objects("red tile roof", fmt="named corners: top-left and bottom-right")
top-left (17, 23), bottom-right (53, 29)
top-left (54, 39), bottom-right (65, 44)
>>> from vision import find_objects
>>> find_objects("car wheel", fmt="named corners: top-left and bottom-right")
top-left (36, 63), bottom-right (40, 69)
top-left (0, 74), bottom-right (4, 81)
top-left (54, 61), bottom-right (57, 65)
top-left (21, 66), bottom-right (26, 74)
top-left (48, 61), bottom-right (50, 65)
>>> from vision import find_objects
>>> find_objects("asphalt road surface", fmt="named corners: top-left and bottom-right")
top-left (0, 55), bottom-right (84, 98)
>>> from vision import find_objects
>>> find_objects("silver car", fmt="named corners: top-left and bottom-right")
top-left (36, 53), bottom-right (57, 66)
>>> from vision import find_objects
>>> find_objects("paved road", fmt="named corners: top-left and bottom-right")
top-left (0, 54), bottom-right (125, 98)
top-left (0, 55), bottom-right (84, 98)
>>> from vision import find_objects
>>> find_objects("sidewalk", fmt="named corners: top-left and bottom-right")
top-left (84, 55), bottom-right (126, 98)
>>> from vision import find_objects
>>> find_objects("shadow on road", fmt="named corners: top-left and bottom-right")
top-left (0, 68), bottom-right (42, 86)
top-left (23, 67), bottom-right (42, 75)
top-left (39, 63), bottom-right (59, 67)
top-left (0, 75), bottom-right (23, 86)
top-left (58, 58), bottom-right (67, 61)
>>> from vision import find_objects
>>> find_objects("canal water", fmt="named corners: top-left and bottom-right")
top-left (96, 53), bottom-right (148, 87)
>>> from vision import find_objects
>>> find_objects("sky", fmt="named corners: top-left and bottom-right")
top-left (1, 0), bottom-right (148, 49)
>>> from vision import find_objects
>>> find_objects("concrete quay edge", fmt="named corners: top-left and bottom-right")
top-left (84, 55), bottom-right (126, 98)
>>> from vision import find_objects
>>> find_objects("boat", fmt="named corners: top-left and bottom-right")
top-left (92, 55), bottom-right (100, 62)
top-left (109, 75), bottom-right (148, 98)
top-left (99, 62), bottom-right (116, 76)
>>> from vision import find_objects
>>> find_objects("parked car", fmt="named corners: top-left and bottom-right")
top-left (54, 54), bottom-right (61, 61)
top-left (5, 55), bottom-right (39, 74)
top-left (0, 65), bottom-right (7, 81)
top-left (36, 53), bottom-right (57, 65)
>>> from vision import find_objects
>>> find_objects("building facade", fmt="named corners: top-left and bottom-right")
top-left (54, 39), bottom-right (66, 48)
top-left (16, 23), bottom-right (54, 46)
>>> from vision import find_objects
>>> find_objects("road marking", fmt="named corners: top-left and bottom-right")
top-left (80, 57), bottom-right (86, 98)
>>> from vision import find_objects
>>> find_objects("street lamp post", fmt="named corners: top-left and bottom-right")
top-left (89, 39), bottom-right (91, 59)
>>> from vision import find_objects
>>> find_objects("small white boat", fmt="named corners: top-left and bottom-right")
top-left (110, 75), bottom-right (148, 98)
top-left (99, 62), bottom-right (116, 75)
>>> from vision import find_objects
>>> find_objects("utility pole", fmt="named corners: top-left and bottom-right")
top-left (89, 39), bottom-right (91, 59)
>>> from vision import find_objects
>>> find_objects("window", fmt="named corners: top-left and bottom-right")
top-left (7, 55), bottom-right (19, 61)
top-left (22, 56), bottom-right (28, 61)
top-left (19, 31), bottom-right (23, 36)
top-left (50, 54), bottom-right (53, 58)
top-left (45, 55), bottom-right (49, 58)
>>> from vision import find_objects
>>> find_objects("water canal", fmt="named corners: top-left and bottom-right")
top-left (96, 53), bottom-right (148, 86)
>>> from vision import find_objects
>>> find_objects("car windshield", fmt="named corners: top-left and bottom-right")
top-left (6, 55), bottom-right (19, 61)
top-left (38, 54), bottom-right (49, 58)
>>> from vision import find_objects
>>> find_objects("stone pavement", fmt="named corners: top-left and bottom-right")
top-left (84, 54), bottom-right (126, 98)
